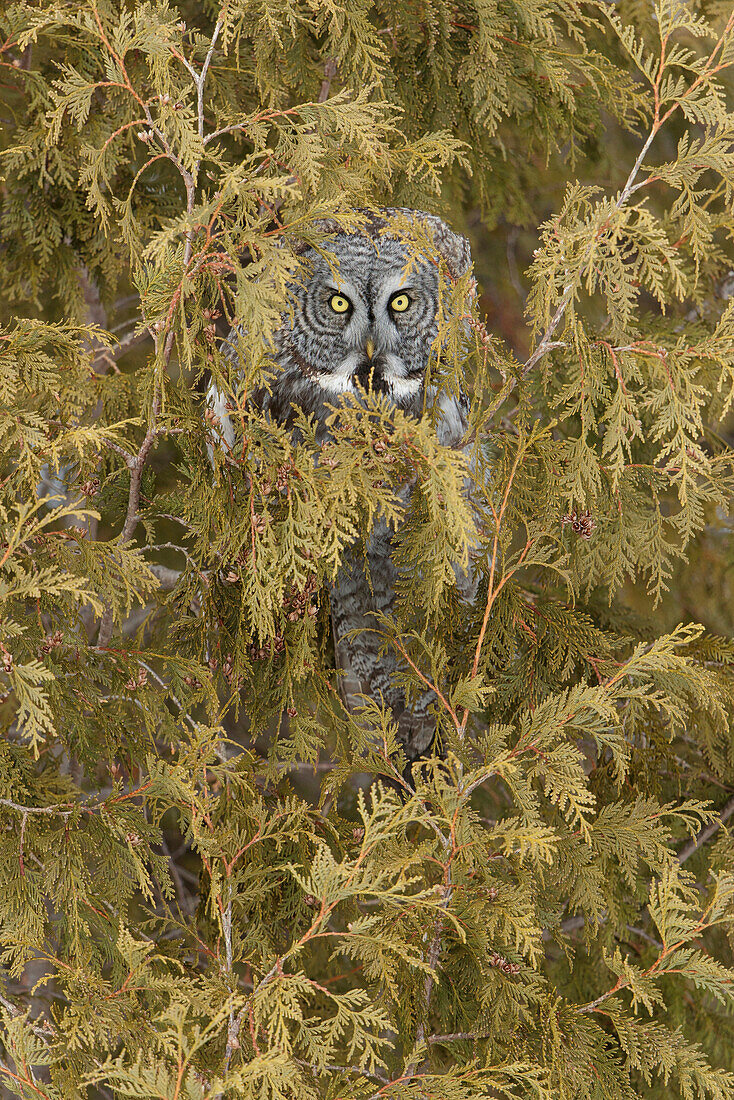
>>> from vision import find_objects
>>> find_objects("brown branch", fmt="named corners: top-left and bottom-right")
top-left (94, 328), bottom-right (149, 372)
top-left (388, 636), bottom-right (460, 729)
top-left (117, 415), bottom-right (160, 546)
top-left (318, 58), bottom-right (338, 102)
top-left (96, 396), bottom-right (161, 647)
top-left (0, 992), bottom-right (53, 1040)
top-left (456, 443), bottom-right (527, 738)
top-left (404, 858), bottom-right (453, 1081)
top-left (204, 98), bottom-right (331, 146)
top-left (96, 435), bottom-right (136, 464)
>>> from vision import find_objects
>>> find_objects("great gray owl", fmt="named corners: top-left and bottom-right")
top-left (211, 208), bottom-right (475, 763)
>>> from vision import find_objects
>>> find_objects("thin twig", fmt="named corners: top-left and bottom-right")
top-left (0, 991), bottom-right (55, 1040)
top-left (95, 329), bottom-right (149, 369)
top-left (677, 794), bottom-right (734, 864)
top-left (318, 58), bottom-right (337, 103)
top-left (404, 859), bottom-right (452, 1081)
top-left (97, 394), bottom-right (161, 647)
top-left (0, 797), bottom-right (76, 817)
top-left (428, 1030), bottom-right (492, 1044)
top-left (197, 21), bottom-right (222, 140)
top-left (97, 436), bottom-right (136, 465)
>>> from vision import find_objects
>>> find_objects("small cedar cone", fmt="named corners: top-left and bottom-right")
top-left (221, 655), bottom-right (244, 689)
top-left (38, 630), bottom-right (63, 656)
top-left (283, 576), bottom-right (318, 620)
top-left (561, 509), bottom-right (595, 540)
top-left (320, 444), bottom-right (339, 469)
top-left (79, 477), bottom-right (100, 497)
top-left (124, 668), bottom-right (147, 691)
top-left (247, 633), bottom-right (285, 661)
top-left (275, 463), bottom-right (292, 491)
top-left (490, 952), bottom-right (520, 976)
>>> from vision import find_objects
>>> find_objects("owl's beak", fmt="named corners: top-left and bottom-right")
top-left (364, 338), bottom-right (375, 360)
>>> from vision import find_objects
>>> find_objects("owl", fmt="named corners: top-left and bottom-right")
top-left (211, 208), bottom-right (475, 763)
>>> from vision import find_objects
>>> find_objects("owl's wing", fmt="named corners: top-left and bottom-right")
top-left (206, 325), bottom-right (280, 461)
top-left (205, 325), bottom-right (246, 462)
top-left (206, 381), bottom-right (236, 455)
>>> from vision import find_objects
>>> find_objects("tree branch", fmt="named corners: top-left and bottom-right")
top-left (521, 14), bottom-right (734, 380)
top-left (318, 58), bottom-right (337, 103)
top-left (96, 395), bottom-right (161, 647)
top-left (677, 793), bottom-right (734, 864)
top-left (428, 1030), bottom-right (491, 1044)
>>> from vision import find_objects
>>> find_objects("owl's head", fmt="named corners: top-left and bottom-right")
top-left (277, 209), bottom-right (472, 409)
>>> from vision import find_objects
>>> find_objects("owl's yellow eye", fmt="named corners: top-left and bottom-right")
top-left (329, 293), bottom-right (351, 314)
top-left (389, 292), bottom-right (411, 313)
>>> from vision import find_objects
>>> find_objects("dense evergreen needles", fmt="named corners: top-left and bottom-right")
top-left (1, 1), bottom-right (734, 1096)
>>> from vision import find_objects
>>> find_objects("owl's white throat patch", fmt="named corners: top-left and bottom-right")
top-left (315, 371), bottom-right (421, 400)
top-left (316, 373), bottom-right (357, 395)
top-left (314, 349), bottom-right (421, 400)
top-left (389, 375), bottom-right (421, 399)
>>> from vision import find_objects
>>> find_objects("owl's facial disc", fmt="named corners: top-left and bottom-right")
top-left (285, 237), bottom-right (444, 405)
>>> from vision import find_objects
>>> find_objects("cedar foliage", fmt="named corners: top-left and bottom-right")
top-left (1, 1), bottom-right (734, 1097)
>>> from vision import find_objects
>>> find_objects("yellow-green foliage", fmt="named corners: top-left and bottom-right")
top-left (1, 2), bottom-right (734, 1097)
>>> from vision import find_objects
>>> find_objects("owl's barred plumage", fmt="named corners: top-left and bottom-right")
top-left (214, 208), bottom-right (474, 762)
